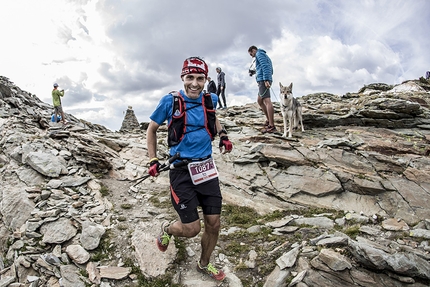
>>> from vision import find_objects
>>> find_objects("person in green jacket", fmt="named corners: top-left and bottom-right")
top-left (52, 83), bottom-right (68, 124)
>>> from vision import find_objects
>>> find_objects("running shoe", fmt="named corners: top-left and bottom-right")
top-left (156, 221), bottom-right (171, 252)
top-left (196, 261), bottom-right (226, 281)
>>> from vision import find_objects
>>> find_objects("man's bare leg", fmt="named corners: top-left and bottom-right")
top-left (258, 95), bottom-right (268, 124)
top-left (166, 220), bottom-right (201, 238)
top-left (263, 97), bottom-right (275, 127)
top-left (199, 214), bottom-right (220, 266)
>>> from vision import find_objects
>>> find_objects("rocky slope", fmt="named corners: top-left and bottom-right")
top-left (0, 75), bottom-right (430, 287)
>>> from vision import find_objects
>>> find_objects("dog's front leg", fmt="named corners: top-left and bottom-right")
top-left (282, 111), bottom-right (288, 137)
top-left (288, 119), bottom-right (293, 138)
top-left (287, 111), bottom-right (293, 138)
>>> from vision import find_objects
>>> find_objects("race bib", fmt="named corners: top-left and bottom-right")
top-left (188, 158), bottom-right (219, 185)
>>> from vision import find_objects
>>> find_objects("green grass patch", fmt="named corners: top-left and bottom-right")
top-left (93, 173), bottom-right (104, 179)
top-left (149, 195), bottom-right (172, 209)
top-left (90, 230), bottom-right (114, 262)
top-left (344, 225), bottom-right (360, 239)
top-left (120, 203), bottom-right (133, 209)
top-left (224, 241), bottom-right (251, 256)
top-left (99, 184), bottom-right (110, 197)
top-left (117, 216), bottom-right (127, 222)
top-left (284, 207), bottom-right (344, 220)
top-left (222, 204), bottom-right (259, 227)
top-left (173, 237), bottom-right (187, 264)
top-left (123, 257), bottom-right (181, 287)
top-left (117, 224), bottom-right (128, 231)
top-left (259, 209), bottom-right (287, 222)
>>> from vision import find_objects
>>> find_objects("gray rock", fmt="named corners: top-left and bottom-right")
top-left (263, 265), bottom-right (290, 287)
top-left (318, 248), bottom-right (352, 271)
top-left (80, 221), bottom-right (105, 250)
top-left (0, 276), bottom-right (15, 287)
top-left (59, 265), bottom-right (86, 287)
top-left (291, 217), bottom-right (334, 229)
top-left (410, 228), bottom-right (430, 239)
top-left (40, 218), bottom-right (77, 244)
top-left (316, 237), bottom-right (348, 247)
top-left (25, 151), bottom-right (67, 177)
top-left (98, 266), bottom-right (131, 280)
top-left (276, 247), bottom-right (300, 270)
top-left (65, 244), bottom-right (90, 264)
top-left (381, 218), bottom-right (410, 231)
top-left (1, 184), bottom-right (34, 231)
top-left (348, 240), bottom-right (430, 279)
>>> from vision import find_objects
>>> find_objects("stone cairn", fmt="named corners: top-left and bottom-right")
top-left (119, 106), bottom-right (140, 132)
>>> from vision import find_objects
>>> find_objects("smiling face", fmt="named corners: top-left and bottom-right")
top-left (182, 73), bottom-right (206, 99)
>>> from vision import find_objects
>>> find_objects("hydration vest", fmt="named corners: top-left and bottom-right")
top-left (167, 91), bottom-right (217, 147)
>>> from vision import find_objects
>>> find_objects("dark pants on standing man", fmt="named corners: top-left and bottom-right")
top-left (217, 85), bottom-right (226, 109)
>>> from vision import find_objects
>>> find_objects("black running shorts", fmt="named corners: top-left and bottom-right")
top-left (169, 168), bottom-right (222, 224)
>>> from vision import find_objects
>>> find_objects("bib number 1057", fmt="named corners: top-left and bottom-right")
top-left (188, 158), bottom-right (219, 185)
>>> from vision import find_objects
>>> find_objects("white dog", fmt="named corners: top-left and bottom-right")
top-left (279, 82), bottom-right (304, 138)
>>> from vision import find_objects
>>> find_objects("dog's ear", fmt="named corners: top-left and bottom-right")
top-left (279, 82), bottom-right (283, 88)
top-left (289, 83), bottom-right (293, 89)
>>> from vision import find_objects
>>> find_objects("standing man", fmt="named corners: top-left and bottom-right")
top-left (206, 76), bottom-right (217, 94)
top-left (52, 83), bottom-right (68, 125)
top-left (248, 45), bottom-right (276, 133)
top-left (146, 56), bottom-right (233, 281)
top-left (216, 67), bottom-right (227, 109)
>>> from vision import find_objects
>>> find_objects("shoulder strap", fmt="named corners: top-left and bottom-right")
top-left (170, 91), bottom-right (183, 115)
top-left (202, 93), bottom-right (216, 140)
top-left (167, 92), bottom-right (216, 146)
top-left (167, 91), bottom-right (186, 147)
top-left (202, 93), bottom-right (214, 109)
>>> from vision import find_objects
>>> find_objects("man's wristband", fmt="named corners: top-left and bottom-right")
top-left (148, 157), bottom-right (159, 164)
top-left (218, 129), bottom-right (227, 136)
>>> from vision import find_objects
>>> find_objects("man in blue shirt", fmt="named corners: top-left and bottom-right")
top-left (248, 45), bottom-right (276, 133)
top-left (146, 56), bottom-right (232, 281)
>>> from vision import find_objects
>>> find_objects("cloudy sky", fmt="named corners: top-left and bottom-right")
top-left (1, 0), bottom-right (429, 131)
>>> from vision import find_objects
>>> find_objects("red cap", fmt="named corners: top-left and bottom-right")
top-left (181, 57), bottom-right (208, 78)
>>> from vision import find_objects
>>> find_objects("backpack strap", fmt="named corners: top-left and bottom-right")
top-left (167, 91), bottom-right (217, 147)
top-left (202, 93), bottom-right (216, 140)
top-left (167, 91), bottom-right (186, 147)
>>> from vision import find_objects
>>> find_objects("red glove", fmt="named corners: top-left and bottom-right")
top-left (148, 158), bottom-right (160, 177)
top-left (219, 136), bottom-right (233, 154)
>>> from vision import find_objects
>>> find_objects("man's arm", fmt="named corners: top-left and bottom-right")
top-left (216, 118), bottom-right (227, 137)
top-left (146, 120), bottom-right (160, 159)
top-left (256, 54), bottom-right (269, 79)
top-left (220, 72), bottom-right (226, 87)
top-left (256, 53), bottom-right (272, 88)
top-left (216, 117), bottom-right (232, 154)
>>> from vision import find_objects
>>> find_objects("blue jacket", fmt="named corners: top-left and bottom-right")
top-left (255, 49), bottom-right (273, 82)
